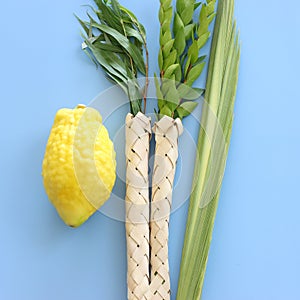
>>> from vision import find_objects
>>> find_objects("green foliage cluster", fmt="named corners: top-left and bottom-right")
top-left (156, 0), bottom-right (216, 119)
top-left (76, 0), bottom-right (148, 115)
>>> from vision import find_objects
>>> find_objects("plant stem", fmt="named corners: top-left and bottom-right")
top-left (143, 44), bottom-right (149, 114)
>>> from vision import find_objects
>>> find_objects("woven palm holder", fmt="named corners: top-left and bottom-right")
top-left (149, 116), bottom-right (183, 300)
top-left (125, 112), bottom-right (152, 300)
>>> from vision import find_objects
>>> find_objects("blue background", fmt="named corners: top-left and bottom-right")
top-left (1, 1), bottom-right (299, 299)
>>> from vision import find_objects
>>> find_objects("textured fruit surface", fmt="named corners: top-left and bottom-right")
top-left (42, 105), bottom-right (116, 227)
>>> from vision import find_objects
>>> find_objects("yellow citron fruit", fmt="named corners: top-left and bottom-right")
top-left (42, 105), bottom-right (116, 227)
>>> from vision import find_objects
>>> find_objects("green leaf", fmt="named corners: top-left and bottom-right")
top-left (87, 11), bottom-right (98, 25)
top-left (177, 101), bottom-right (198, 118)
top-left (187, 40), bottom-right (199, 64)
top-left (127, 79), bottom-right (142, 115)
top-left (158, 99), bottom-right (165, 111)
top-left (176, 0), bottom-right (194, 14)
top-left (91, 40), bottom-right (124, 53)
top-left (160, 105), bottom-right (172, 117)
top-left (197, 32), bottom-right (210, 49)
top-left (207, 13), bottom-right (216, 24)
top-left (154, 73), bottom-right (162, 96)
top-left (184, 55), bottom-right (191, 78)
top-left (176, 0), bottom-right (186, 15)
top-left (164, 63), bottom-right (180, 79)
top-left (162, 39), bottom-right (175, 57)
top-left (158, 49), bottom-right (164, 70)
top-left (87, 41), bottom-right (128, 82)
top-left (194, 2), bottom-right (201, 10)
top-left (174, 64), bottom-right (183, 82)
top-left (181, 5), bottom-right (194, 25)
top-left (111, 0), bottom-right (122, 16)
top-left (178, 84), bottom-right (204, 100)
top-left (193, 87), bottom-right (205, 96)
top-left (162, 0), bottom-right (172, 10)
top-left (98, 52), bottom-right (128, 80)
top-left (164, 7), bottom-right (173, 24)
top-left (105, 72), bottom-right (127, 93)
top-left (198, 5), bottom-right (209, 37)
top-left (174, 25), bottom-right (186, 56)
top-left (75, 14), bottom-right (90, 36)
top-left (124, 26), bottom-right (143, 43)
top-left (161, 75), bottom-right (176, 95)
top-left (159, 6), bottom-right (164, 23)
top-left (91, 23), bottom-right (146, 74)
top-left (207, 1), bottom-right (216, 16)
top-left (186, 62), bottom-right (205, 86)
top-left (120, 5), bottom-right (146, 38)
top-left (94, 1), bottom-right (123, 32)
top-left (194, 55), bottom-right (206, 65)
top-left (163, 49), bottom-right (177, 70)
top-left (184, 24), bottom-right (195, 40)
top-left (174, 13), bottom-right (185, 35)
top-left (165, 81), bottom-right (180, 111)
top-left (161, 20), bottom-right (170, 32)
top-left (160, 29), bottom-right (172, 45)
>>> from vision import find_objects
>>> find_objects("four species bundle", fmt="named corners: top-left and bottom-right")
top-left (42, 0), bottom-right (240, 299)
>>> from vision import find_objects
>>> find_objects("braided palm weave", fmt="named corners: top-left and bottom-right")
top-left (149, 116), bottom-right (183, 300)
top-left (125, 112), bottom-right (152, 300)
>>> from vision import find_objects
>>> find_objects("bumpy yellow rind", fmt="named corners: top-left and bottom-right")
top-left (42, 105), bottom-right (116, 227)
